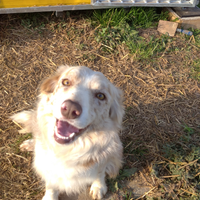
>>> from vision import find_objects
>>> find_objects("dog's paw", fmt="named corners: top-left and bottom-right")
top-left (20, 139), bottom-right (34, 152)
top-left (42, 190), bottom-right (59, 200)
top-left (42, 195), bottom-right (58, 200)
top-left (90, 182), bottom-right (107, 199)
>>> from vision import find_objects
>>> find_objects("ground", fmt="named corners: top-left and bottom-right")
top-left (0, 9), bottom-right (200, 200)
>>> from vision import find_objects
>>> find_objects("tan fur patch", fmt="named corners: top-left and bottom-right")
top-left (40, 74), bottom-right (60, 94)
top-left (82, 159), bottom-right (97, 168)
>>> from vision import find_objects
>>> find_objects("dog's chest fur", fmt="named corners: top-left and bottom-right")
top-left (34, 141), bottom-right (100, 194)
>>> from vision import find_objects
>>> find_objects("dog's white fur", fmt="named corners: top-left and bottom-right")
top-left (11, 66), bottom-right (124, 200)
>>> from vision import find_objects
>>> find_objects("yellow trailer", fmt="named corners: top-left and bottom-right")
top-left (0, 0), bottom-right (198, 14)
top-left (0, 0), bottom-right (90, 8)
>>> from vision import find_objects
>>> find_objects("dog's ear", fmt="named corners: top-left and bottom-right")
top-left (40, 74), bottom-right (61, 94)
top-left (40, 65), bottom-right (69, 94)
top-left (109, 86), bottom-right (124, 128)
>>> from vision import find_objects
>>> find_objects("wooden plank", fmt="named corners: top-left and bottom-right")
top-left (157, 20), bottom-right (178, 36)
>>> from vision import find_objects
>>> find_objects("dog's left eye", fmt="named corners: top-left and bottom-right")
top-left (96, 93), bottom-right (105, 100)
top-left (62, 79), bottom-right (70, 86)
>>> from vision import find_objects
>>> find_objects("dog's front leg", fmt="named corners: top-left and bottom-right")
top-left (42, 184), bottom-right (59, 200)
top-left (90, 167), bottom-right (107, 200)
top-left (20, 139), bottom-right (34, 151)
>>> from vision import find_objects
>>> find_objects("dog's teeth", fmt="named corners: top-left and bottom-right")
top-left (70, 133), bottom-right (75, 138)
top-left (55, 128), bottom-right (59, 136)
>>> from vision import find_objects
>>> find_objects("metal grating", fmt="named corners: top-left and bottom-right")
top-left (93, 0), bottom-right (197, 7)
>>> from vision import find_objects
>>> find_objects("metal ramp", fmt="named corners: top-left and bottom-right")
top-left (92, 0), bottom-right (198, 7)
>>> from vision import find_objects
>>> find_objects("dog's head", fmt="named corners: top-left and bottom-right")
top-left (40, 65), bottom-right (124, 145)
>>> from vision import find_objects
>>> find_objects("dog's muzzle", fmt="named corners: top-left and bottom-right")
top-left (54, 100), bottom-right (86, 144)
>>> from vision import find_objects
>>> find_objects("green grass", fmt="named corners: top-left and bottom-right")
top-left (150, 125), bottom-right (200, 199)
top-left (190, 59), bottom-right (200, 81)
top-left (19, 12), bottom-right (70, 34)
top-left (95, 23), bottom-right (173, 60)
top-left (21, 18), bottom-right (45, 30)
top-left (92, 8), bottom-right (173, 59)
top-left (92, 7), bottom-right (168, 29)
top-left (126, 34), bottom-right (172, 58)
top-left (123, 191), bottom-right (133, 200)
top-left (92, 8), bottom-right (133, 28)
top-left (92, 8), bottom-right (200, 60)
top-left (186, 28), bottom-right (200, 47)
top-left (107, 167), bottom-right (138, 192)
top-left (19, 13), bottom-right (50, 33)
top-left (9, 133), bottom-right (32, 154)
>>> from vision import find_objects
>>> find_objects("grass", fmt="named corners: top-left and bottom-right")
top-left (21, 18), bottom-right (45, 31)
top-left (18, 12), bottom-right (72, 34)
top-left (126, 34), bottom-right (172, 59)
top-left (91, 8), bottom-right (177, 59)
top-left (92, 7), bottom-right (200, 61)
top-left (1, 7), bottom-right (200, 200)
top-left (107, 167), bottom-right (137, 199)
top-left (19, 13), bottom-right (50, 34)
top-left (94, 24), bottom-right (173, 59)
top-left (190, 59), bottom-right (200, 81)
top-left (150, 125), bottom-right (200, 199)
top-left (92, 8), bottom-right (168, 28)
top-left (107, 167), bottom-right (138, 192)
top-left (10, 133), bottom-right (32, 154)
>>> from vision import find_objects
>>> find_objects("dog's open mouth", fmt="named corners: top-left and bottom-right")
top-left (54, 119), bottom-right (84, 144)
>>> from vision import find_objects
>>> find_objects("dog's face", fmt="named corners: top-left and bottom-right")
top-left (40, 66), bottom-right (123, 145)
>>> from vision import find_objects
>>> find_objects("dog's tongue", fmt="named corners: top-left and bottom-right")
top-left (57, 120), bottom-right (79, 137)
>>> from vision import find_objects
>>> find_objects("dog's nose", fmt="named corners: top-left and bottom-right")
top-left (61, 100), bottom-right (82, 119)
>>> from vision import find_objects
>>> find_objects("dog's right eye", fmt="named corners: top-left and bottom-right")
top-left (62, 79), bottom-right (70, 86)
top-left (96, 93), bottom-right (105, 100)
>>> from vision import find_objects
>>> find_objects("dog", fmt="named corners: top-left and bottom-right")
top-left (11, 65), bottom-right (124, 200)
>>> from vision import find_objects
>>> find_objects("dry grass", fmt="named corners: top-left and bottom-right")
top-left (0, 11), bottom-right (200, 199)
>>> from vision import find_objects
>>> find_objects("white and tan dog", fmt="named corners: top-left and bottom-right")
top-left (11, 65), bottom-right (124, 200)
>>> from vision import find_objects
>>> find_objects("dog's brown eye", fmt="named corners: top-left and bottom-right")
top-left (96, 93), bottom-right (105, 100)
top-left (62, 79), bottom-right (70, 86)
